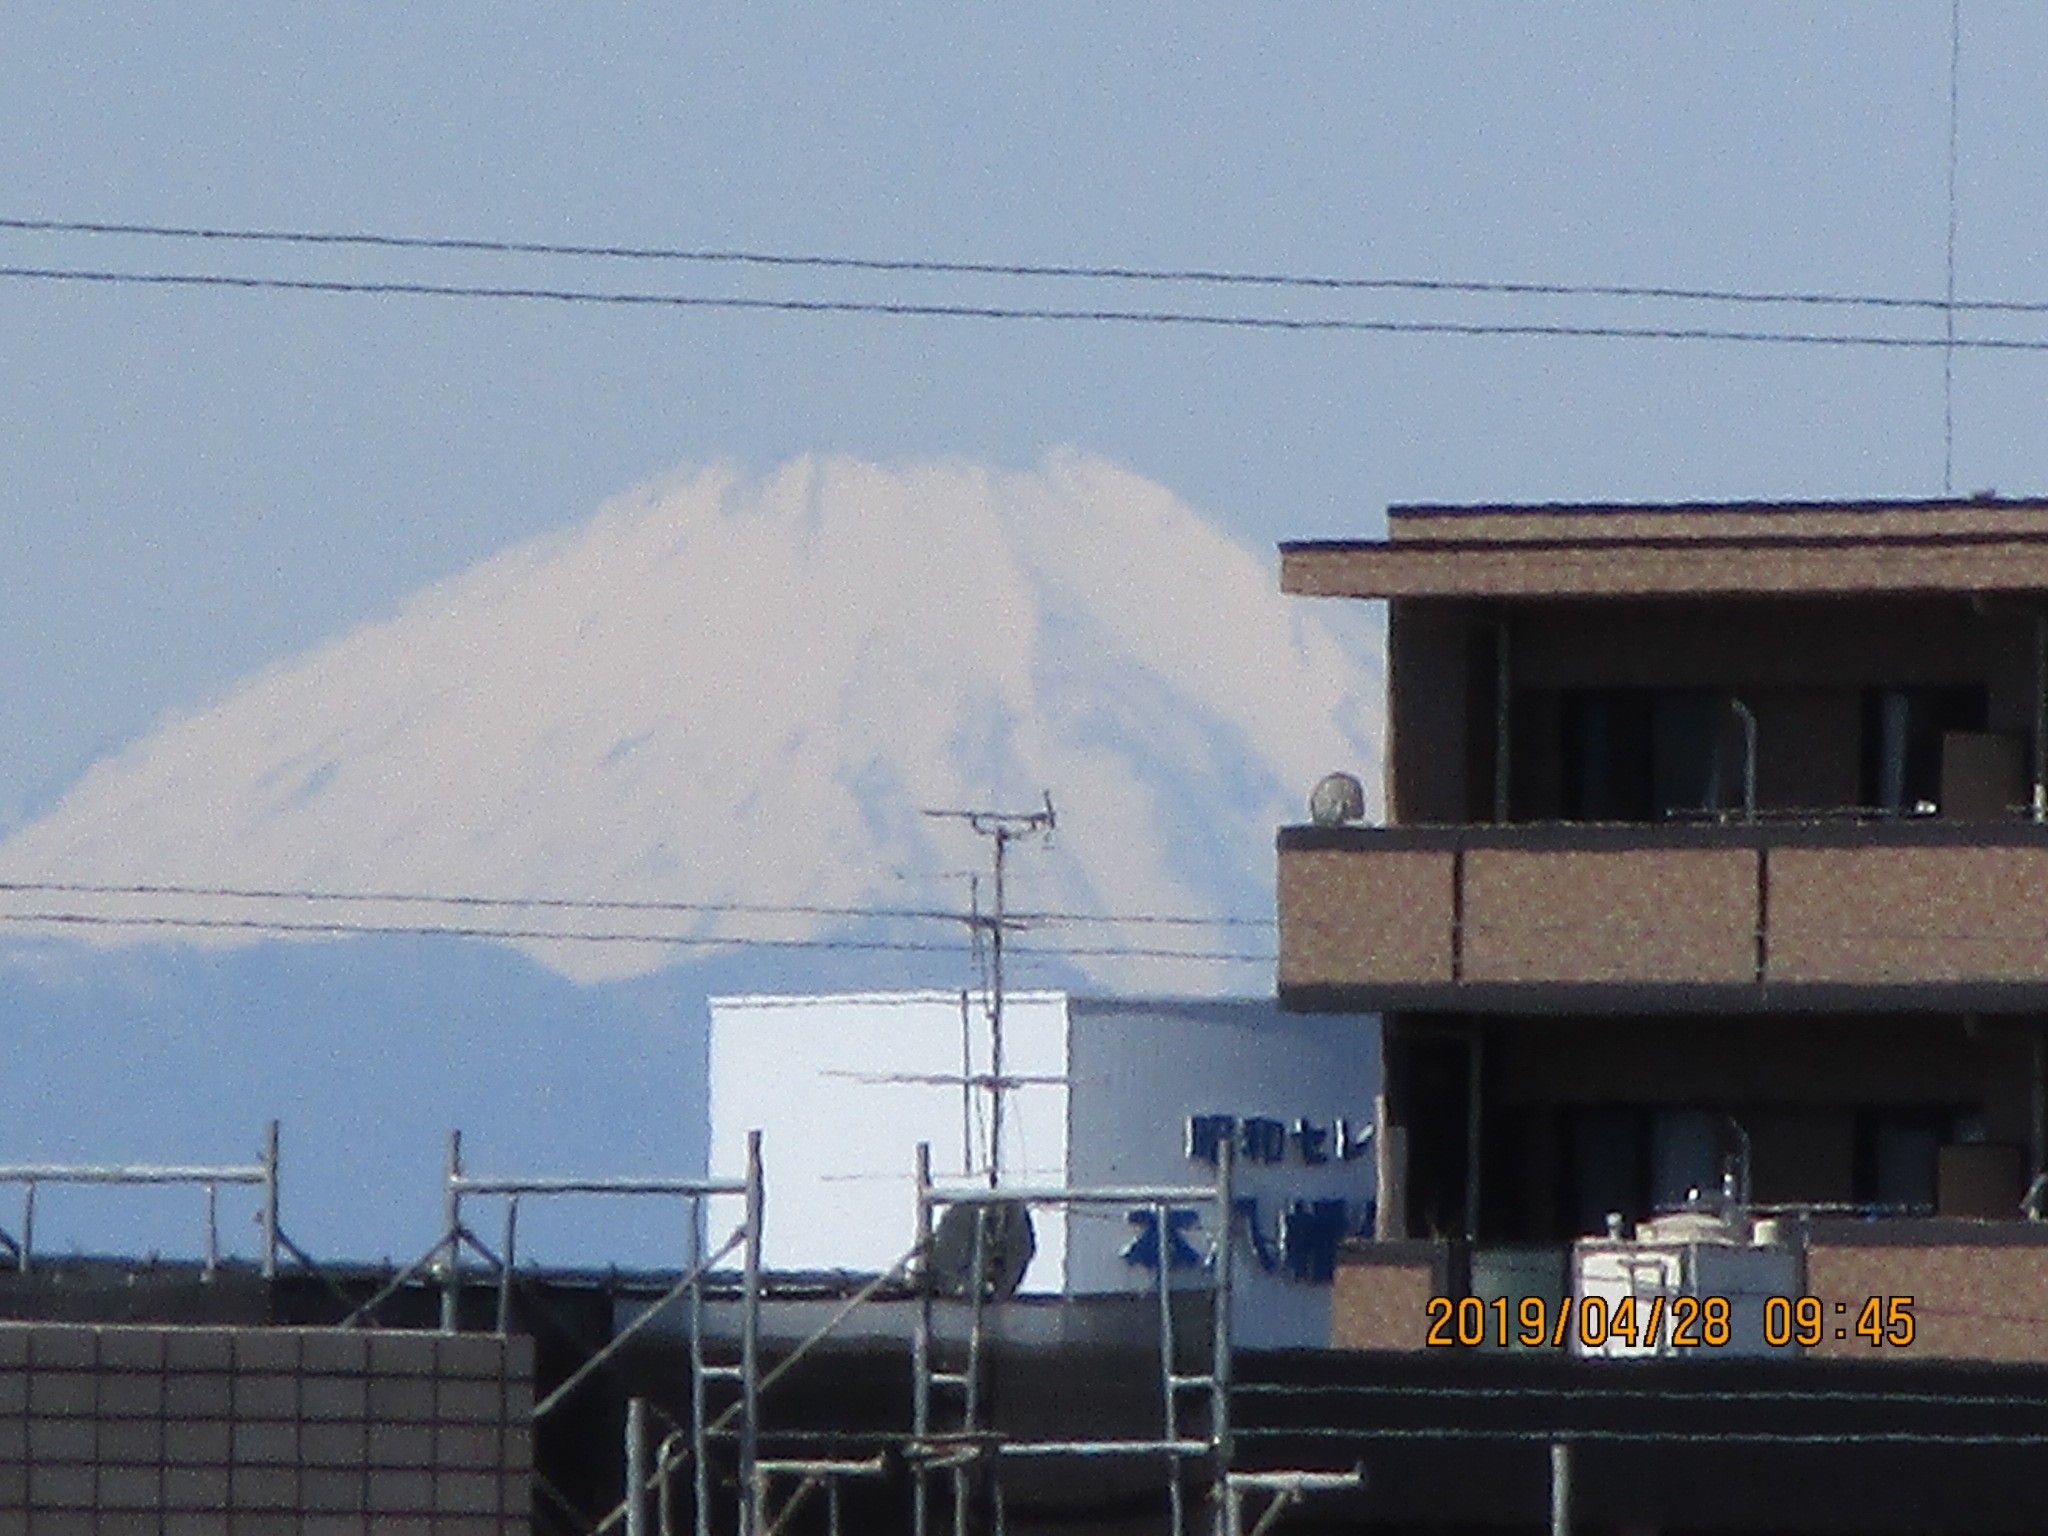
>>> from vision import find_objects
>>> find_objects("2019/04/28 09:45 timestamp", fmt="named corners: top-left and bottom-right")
top-left (1423, 1294), bottom-right (1917, 1349)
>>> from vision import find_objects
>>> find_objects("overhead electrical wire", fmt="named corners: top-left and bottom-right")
top-left (4, 262), bottom-right (2048, 352)
top-left (0, 908), bottom-right (1275, 965)
top-left (0, 877), bottom-right (1276, 930)
top-left (5, 212), bottom-right (2044, 317)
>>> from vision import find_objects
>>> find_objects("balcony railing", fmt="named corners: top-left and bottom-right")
top-left (1278, 819), bottom-right (2048, 1007)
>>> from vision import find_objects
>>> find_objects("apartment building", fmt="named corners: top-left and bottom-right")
top-left (1277, 497), bottom-right (2048, 1369)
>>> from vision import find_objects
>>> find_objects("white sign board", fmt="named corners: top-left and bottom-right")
top-left (709, 990), bottom-right (1071, 1289)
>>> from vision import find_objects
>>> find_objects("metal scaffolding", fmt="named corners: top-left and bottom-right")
top-left (909, 1140), bottom-right (1238, 1536)
top-left (0, 1118), bottom-right (279, 1279)
top-left (439, 1127), bottom-right (767, 1536)
top-left (0, 1117), bottom-right (1363, 1535)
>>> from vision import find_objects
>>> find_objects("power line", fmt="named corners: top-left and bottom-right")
top-left (8, 212), bottom-right (2048, 316)
top-left (0, 908), bottom-right (1274, 964)
top-left (0, 877), bottom-right (1275, 930)
top-left (12, 262), bottom-right (2048, 352)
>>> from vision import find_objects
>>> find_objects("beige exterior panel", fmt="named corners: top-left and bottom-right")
top-left (1330, 1255), bottom-right (1438, 1351)
top-left (1277, 847), bottom-right (1454, 988)
top-left (1769, 846), bottom-right (2048, 984)
top-left (1283, 539), bottom-right (2048, 601)
top-left (1387, 503), bottom-right (2048, 545)
top-left (1461, 848), bottom-right (1758, 984)
top-left (1806, 1243), bottom-right (2048, 1363)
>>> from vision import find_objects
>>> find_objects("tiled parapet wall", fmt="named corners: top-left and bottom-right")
top-left (0, 1322), bottom-right (533, 1536)
top-left (1279, 824), bottom-right (2048, 996)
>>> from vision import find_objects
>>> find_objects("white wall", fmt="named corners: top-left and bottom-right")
top-left (1064, 998), bottom-right (1381, 1350)
top-left (708, 990), bottom-right (1382, 1346)
top-left (708, 990), bottom-right (1070, 1289)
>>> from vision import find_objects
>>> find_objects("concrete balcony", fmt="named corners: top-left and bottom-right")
top-left (1278, 820), bottom-right (2048, 1011)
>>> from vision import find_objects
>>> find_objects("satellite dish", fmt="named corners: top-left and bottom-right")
top-left (925, 1201), bottom-right (1036, 1300)
top-left (1309, 772), bottom-right (1366, 827)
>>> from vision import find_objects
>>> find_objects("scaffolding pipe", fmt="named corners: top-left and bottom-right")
top-left (1212, 1138), bottom-right (1236, 1480)
top-left (932, 1182), bottom-right (1217, 1206)
top-left (959, 1205), bottom-right (990, 1536)
top-left (913, 1141), bottom-right (934, 1536)
top-left (260, 1120), bottom-right (280, 1280)
top-left (1155, 1202), bottom-right (1185, 1536)
top-left (626, 1397), bottom-right (649, 1536)
top-left (1549, 1439), bottom-right (1573, 1536)
top-left (495, 1197), bottom-right (519, 1337)
top-left (739, 1128), bottom-right (764, 1536)
top-left (691, 1198), bottom-right (711, 1536)
top-left (441, 1130), bottom-right (463, 1332)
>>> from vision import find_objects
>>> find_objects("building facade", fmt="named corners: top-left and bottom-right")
top-left (708, 991), bottom-right (1380, 1347)
top-left (1277, 498), bottom-right (2048, 1364)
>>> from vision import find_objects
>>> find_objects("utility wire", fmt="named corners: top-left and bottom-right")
top-left (7, 212), bottom-right (2048, 316)
top-left (0, 908), bottom-right (1274, 964)
top-left (0, 877), bottom-right (1275, 930)
top-left (12, 263), bottom-right (2048, 351)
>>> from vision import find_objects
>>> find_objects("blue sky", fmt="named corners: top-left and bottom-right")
top-left (4, 1), bottom-right (2042, 830)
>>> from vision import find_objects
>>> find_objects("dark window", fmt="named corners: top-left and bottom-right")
top-left (1852, 1107), bottom-right (1953, 1213)
top-left (1859, 686), bottom-right (1987, 812)
top-left (1561, 689), bottom-right (1739, 822)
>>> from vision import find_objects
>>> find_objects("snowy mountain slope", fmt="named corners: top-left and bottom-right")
top-left (0, 452), bottom-right (1380, 990)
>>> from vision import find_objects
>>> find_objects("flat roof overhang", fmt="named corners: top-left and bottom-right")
top-left (1280, 979), bottom-right (2048, 1016)
top-left (1284, 497), bottom-right (2048, 601)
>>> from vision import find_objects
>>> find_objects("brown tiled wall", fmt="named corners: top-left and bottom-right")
top-left (1462, 848), bottom-right (1756, 983)
top-left (0, 1322), bottom-right (533, 1536)
top-left (1771, 846), bottom-right (2048, 983)
top-left (1805, 1243), bottom-right (2048, 1364)
top-left (1283, 836), bottom-right (2048, 991)
top-left (1284, 536), bottom-right (2048, 599)
top-left (1329, 1249), bottom-right (1442, 1351)
top-left (1277, 847), bottom-right (1454, 988)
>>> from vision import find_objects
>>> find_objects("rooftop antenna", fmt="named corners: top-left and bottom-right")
top-left (921, 793), bottom-right (1056, 1187)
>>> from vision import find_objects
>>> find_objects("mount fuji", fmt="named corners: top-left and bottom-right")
top-left (0, 452), bottom-right (1380, 1263)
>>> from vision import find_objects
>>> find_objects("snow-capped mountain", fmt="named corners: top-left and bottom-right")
top-left (0, 452), bottom-right (1381, 992)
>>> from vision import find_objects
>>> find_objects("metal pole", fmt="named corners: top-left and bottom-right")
top-left (739, 1129), bottom-right (763, 1536)
top-left (988, 830), bottom-right (1007, 1189)
top-left (626, 1397), bottom-right (649, 1536)
top-left (958, 1206), bottom-right (990, 1536)
top-left (260, 1120), bottom-right (279, 1281)
top-left (1549, 1439), bottom-right (1573, 1536)
top-left (1211, 1140), bottom-right (1235, 1516)
top-left (912, 1142), bottom-right (933, 1536)
top-left (1156, 1202), bottom-right (1184, 1536)
top-left (691, 1195), bottom-right (710, 1536)
top-left (496, 1197), bottom-right (519, 1337)
top-left (203, 1182), bottom-right (219, 1279)
top-left (1732, 696), bottom-right (1758, 821)
top-left (441, 1130), bottom-right (463, 1332)
top-left (959, 990), bottom-right (976, 1175)
top-left (20, 1182), bottom-right (32, 1275)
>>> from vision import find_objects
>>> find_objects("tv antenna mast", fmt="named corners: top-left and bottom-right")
top-left (921, 793), bottom-right (1056, 1187)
